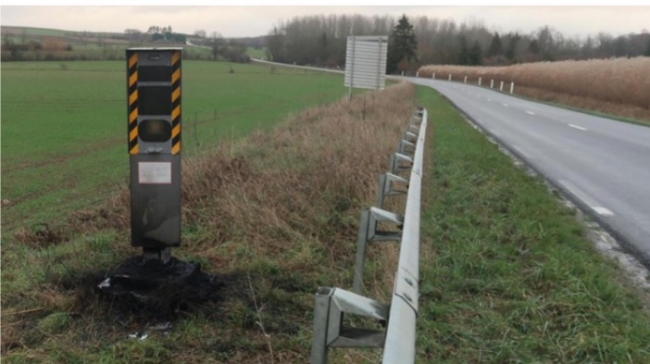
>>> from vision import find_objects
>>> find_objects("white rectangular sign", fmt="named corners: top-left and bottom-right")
top-left (344, 35), bottom-right (388, 91)
top-left (138, 162), bottom-right (172, 184)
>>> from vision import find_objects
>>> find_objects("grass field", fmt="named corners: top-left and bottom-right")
top-left (1, 60), bottom-right (348, 231)
top-left (246, 47), bottom-right (266, 59)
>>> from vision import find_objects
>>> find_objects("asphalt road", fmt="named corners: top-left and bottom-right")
top-left (402, 76), bottom-right (650, 268)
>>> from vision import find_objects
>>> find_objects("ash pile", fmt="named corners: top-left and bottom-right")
top-left (98, 255), bottom-right (221, 314)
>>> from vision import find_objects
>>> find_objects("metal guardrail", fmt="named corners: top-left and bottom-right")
top-left (310, 107), bottom-right (428, 363)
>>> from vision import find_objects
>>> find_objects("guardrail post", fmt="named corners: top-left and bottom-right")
top-left (376, 173), bottom-right (408, 209)
top-left (353, 207), bottom-right (403, 294)
top-left (311, 287), bottom-right (334, 364)
top-left (398, 139), bottom-right (416, 155)
top-left (389, 152), bottom-right (413, 175)
top-left (353, 209), bottom-right (372, 294)
top-left (310, 287), bottom-right (389, 364)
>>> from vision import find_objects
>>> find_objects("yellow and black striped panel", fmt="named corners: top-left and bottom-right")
top-left (171, 51), bottom-right (181, 155)
top-left (127, 52), bottom-right (139, 154)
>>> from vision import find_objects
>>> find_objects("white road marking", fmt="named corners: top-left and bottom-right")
top-left (593, 207), bottom-right (615, 216)
top-left (511, 145), bottom-right (530, 159)
top-left (502, 103), bottom-right (508, 107)
top-left (526, 111), bottom-right (536, 115)
top-left (559, 180), bottom-right (615, 216)
top-left (569, 124), bottom-right (587, 131)
top-left (488, 128), bottom-right (500, 137)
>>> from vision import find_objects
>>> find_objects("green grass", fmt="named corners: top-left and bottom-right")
top-left (1, 60), bottom-right (347, 231)
top-left (246, 47), bottom-right (266, 59)
top-left (415, 86), bottom-right (650, 363)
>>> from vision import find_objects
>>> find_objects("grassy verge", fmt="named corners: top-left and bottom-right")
top-left (415, 86), bottom-right (650, 363)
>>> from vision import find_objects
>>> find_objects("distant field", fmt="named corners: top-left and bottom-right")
top-left (2, 25), bottom-right (69, 37)
top-left (1, 60), bottom-right (347, 230)
top-left (418, 57), bottom-right (650, 123)
top-left (246, 47), bottom-right (266, 59)
top-left (1, 26), bottom-right (214, 61)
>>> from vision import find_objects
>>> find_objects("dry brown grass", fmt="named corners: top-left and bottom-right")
top-left (419, 57), bottom-right (650, 122)
top-left (3, 82), bottom-right (417, 363)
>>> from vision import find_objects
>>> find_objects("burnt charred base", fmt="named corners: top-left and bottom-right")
top-left (98, 256), bottom-right (223, 318)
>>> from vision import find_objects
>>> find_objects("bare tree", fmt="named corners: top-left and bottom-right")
top-left (211, 31), bottom-right (223, 61)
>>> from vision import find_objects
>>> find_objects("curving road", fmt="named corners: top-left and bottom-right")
top-left (250, 59), bottom-right (650, 268)
top-left (402, 76), bottom-right (650, 268)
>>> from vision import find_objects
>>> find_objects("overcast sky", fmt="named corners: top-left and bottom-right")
top-left (1, 5), bottom-right (649, 39)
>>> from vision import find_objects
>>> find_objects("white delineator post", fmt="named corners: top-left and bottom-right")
top-left (500, 81), bottom-right (504, 91)
top-left (490, 79), bottom-right (494, 88)
top-left (510, 82), bottom-right (514, 94)
top-left (478, 77), bottom-right (482, 86)
top-left (448, 74), bottom-right (452, 81)
top-left (432, 72), bottom-right (435, 79)
top-left (416, 71), bottom-right (419, 78)
top-left (464, 76), bottom-right (467, 83)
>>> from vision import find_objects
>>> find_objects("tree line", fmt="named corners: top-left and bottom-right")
top-left (265, 14), bottom-right (650, 72)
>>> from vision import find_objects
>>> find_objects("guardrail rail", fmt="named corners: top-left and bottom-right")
top-left (310, 107), bottom-right (428, 364)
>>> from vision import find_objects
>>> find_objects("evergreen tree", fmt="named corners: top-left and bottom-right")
top-left (505, 33), bottom-right (520, 61)
top-left (487, 32), bottom-right (503, 57)
top-left (457, 35), bottom-right (469, 64)
top-left (387, 14), bottom-right (418, 74)
top-left (528, 39), bottom-right (540, 54)
top-left (645, 38), bottom-right (650, 56)
top-left (469, 40), bottom-right (482, 65)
